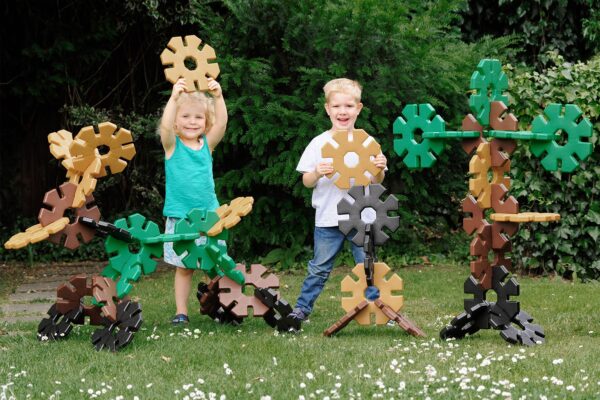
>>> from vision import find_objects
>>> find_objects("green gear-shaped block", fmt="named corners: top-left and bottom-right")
top-left (393, 104), bottom-right (446, 169)
top-left (104, 213), bottom-right (163, 297)
top-left (530, 103), bottom-right (593, 172)
top-left (206, 242), bottom-right (245, 284)
top-left (172, 208), bottom-right (221, 271)
top-left (469, 59), bottom-right (509, 126)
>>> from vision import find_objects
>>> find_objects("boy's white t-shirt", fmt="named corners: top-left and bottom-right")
top-left (296, 130), bottom-right (382, 227)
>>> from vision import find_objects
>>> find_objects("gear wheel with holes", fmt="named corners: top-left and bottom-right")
top-left (340, 262), bottom-right (403, 325)
top-left (469, 59), bottom-right (509, 126)
top-left (254, 288), bottom-right (301, 332)
top-left (197, 279), bottom-right (244, 325)
top-left (160, 35), bottom-right (220, 91)
top-left (530, 103), bottom-right (593, 172)
top-left (322, 129), bottom-right (382, 188)
top-left (104, 213), bottom-right (163, 298)
top-left (173, 208), bottom-right (220, 269)
top-left (393, 103), bottom-right (446, 169)
top-left (488, 265), bottom-right (520, 328)
top-left (91, 300), bottom-right (142, 352)
top-left (70, 122), bottom-right (135, 177)
top-left (469, 142), bottom-right (512, 209)
top-left (337, 184), bottom-right (399, 246)
top-left (218, 264), bottom-right (279, 317)
top-left (48, 129), bottom-right (75, 171)
top-left (499, 310), bottom-right (545, 346)
top-left (37, 303), bottom-right (83, 341)
top-left (439, 302), bottom-right (489, 340)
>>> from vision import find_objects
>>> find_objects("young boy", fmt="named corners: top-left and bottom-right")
top-left (289, 78), bottom-right (387, 322)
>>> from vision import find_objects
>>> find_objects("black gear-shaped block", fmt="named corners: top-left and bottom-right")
top-left (489, 265), bottom-right (520, 327)
top-left (197, 282), bottom-right (243, 325)
top-left (463, 276), bottom-right (492, 330)
top-left (91, 300), bottom-right (142, 352)
top-left (500, 310), bottom-right (545, 346)
top-left (37, 303), bottom-right (84, 341)
top-left (440, 302), bottom-right (488, 340)
top-left (79, 217), bottom-right (133, 242)
top-left (338, 184), bottom-right (399, 247)
top-left (255, 288), bottom-right (301, 332)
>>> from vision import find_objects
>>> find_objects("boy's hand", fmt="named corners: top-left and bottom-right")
top-left (373, 154), bottom-right (387, 169)
top-left (315, 162), bottom-right (334, 177)
top-left (206, 77), bottom-right (222, 98)
top-left (171, 78), bottom-right (187, 99)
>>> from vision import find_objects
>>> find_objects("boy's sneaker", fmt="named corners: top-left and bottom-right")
top-left (287, 308), bottom-right (308, 323)
top-left (171, 314), bottom-right (189, 325)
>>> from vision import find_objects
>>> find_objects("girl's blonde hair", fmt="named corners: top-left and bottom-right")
top-left (323, 78), bottom-right (362, 103)
top-left (158, 91), bottom-right (215, 137)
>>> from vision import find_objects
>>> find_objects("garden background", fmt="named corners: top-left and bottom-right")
top-left (0, 1), bottom-right (598, 277)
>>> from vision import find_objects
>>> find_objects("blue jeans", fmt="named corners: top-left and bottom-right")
top-left (295, 226), bottom-right (365, 315)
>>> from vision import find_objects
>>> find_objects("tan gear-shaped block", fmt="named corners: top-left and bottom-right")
top-left (219, 264), bottom-right (279, 317)
top-left (70, 122), bottom-right (135, 177)
top-left (68, 157), bottom-right (102, 208)
top-left (469, 142), bottom-right (492, 208)
top-left (4, 218), bottom-right (69, 249)
top-left (160, 35), bottom-right (220, 91)
top-left (460, 114), bottom-right (485, 154)
top-left (489, 101), bottom-right (518, 131)
top-left (490, 212), bottom-right (561, 223)
top-left (341, 262), bottom-right (403, 325)
top-left (322, 129), bottom-right (382, 189)
top-left (48, 129), bottom-right (74, 171)
top-left (207, 197), bottom-right (254, 236)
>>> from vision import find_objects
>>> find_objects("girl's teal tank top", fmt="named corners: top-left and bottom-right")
top-left (163, 136), bottom-right (219, 218)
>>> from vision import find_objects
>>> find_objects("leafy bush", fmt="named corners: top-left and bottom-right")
top-left (506, 52), bottom-right (600, 280)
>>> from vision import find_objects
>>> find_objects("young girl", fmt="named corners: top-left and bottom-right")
top-left (159, 77), bottom-right (227, 324)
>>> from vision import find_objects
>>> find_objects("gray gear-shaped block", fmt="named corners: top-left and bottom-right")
top-left (337, 184), bottom-right (399, 246)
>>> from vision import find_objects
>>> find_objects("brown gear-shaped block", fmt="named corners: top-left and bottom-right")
top-left (462, 195), bottom-right (489, 235)
top-left (492, 251), bottom-right (513, 271)
top-left (490, 212), bottom-right (561, 223)
top-left (323, 300), bottom-right (369, 337)
top-left (491, 160), bottom-right (511, 190)
top-left (491, 184), bottom-right (519, 214)
top-left (341, 262), bottom-right (403, 325)
top-left (93, 276), bottom-right (119, 322)
top-left (4, 218), bottom-right (69, 249)
top-left (461, 114), bottom-right (486, 154)
top-left (68, 157), bottom-right (102, 208)
top-left (56, 274), bottom-right (92, 314)
top-left (470, 257), bottom-right (492, 290)
top-left (490, 138), bottom-right (517, 168)
top-left (48, 194), bottom-right (100, 250)
top-left (207, 197), bottom-right (254, 236)
top-left (38, 182), bottom-right (77, 226)
top-left (470, 224), bottom-right (492, 258)
top-left (219, 264), bottom-right (279, 317)
top-left (469, 142), bottom-right (493, 208)
top-left (374, 299), bottom-right (425, 337)
top-left (491, 221), bottom-right (519, 252)
top-left (70, 122), bottom-right (135, 177)
top-left (322, 129), bottom-right (382, 189)
top-left (160, 35), bottom-right (220, 91)
top-left (489, 101), bottom-right (518, 131)
top-left (48, 129), bottom-right (75, 171)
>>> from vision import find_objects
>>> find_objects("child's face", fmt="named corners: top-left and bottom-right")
top-left (175, 101), bottom-right (207, 141)
top-left (325, 91), bottom-right (363, 132)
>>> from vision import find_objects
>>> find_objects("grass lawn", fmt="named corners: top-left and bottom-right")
top-left (1, 262), bottom-right (599, 399)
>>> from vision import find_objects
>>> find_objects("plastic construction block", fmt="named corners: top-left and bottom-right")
top-left (469, 59), bottom-right (509, 126)
top-left (322, 129), bottom-right (382, 188)
top-left (139, 232), bottom-right (200, 244)
top-left (460, 114), bottom-right (486, 155)
top-left (48, 129), bottom-right (75, 171)
top-left (462, 195), bottom-right (489, 236)
top-left (530, 103), bottom-right (593, 172)
top-left (50, 202), bottom-right (100, 251)
top-left (91, 300), bottom-right (142, 352)
top-left (490, 212), bottom-right (561, 223)
top-left (374, 299), bottom-right (425, 337)
top-left (70, 122), bottom-right (136, 178)
top-left (488, 130), bottom-right (556, 141)
top-left (499, 310), bottom-right (545, 346)
top-left (218, 264), bottom-right (279, 317)
top-left (489, 265), bottom-right (520, 328)
top-left (491, 221), bottom-right (518, 252)
top-left (468, 142), bottom-right (493, 209)
top-left (160, 35), bottom-right (220, 92)
top-left (490, 138), bottom-right (517, 167)
top-left (198, 279), bottom-right (244, 325)
top-left (337, 184), bottom-right (399, 247)
top-left (207, 197), bottom-right (254, 236)
top-left (490, 184), bottom-right (519, 215)
top-left (255, 288), bottom-right (301, 333)
top-left (341, 262), bottom-right (403, 325)
top-left (92, 276), bottom-right (119, 322)
top-left (393, 104), bottom-right (445, 169)
top-left (422, 130), bottom-right (481, 139)
top-left (206, 243), bottom-right (245, 285)
top-left (38, 183), bottom-right (78, 226)
top-left (323, 300), bottom-right (369, 337)
top-left (67, 156), bottom-right (102, 208)
top-left (79, 217), bottom-right (134, 242)
top-left (489, 101), bottom-right (518, 131)
top-left (4, 217), bottom-right (70, 249)
top-left (37, 303), bottom-right (83, 341)
top-left (439, 302), bottom-right (489, 340)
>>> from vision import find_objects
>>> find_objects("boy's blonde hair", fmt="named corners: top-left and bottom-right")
top-left (323, 78), bottom-right (362, 103)
top-left (175, 91), bottom-right (215, 134)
